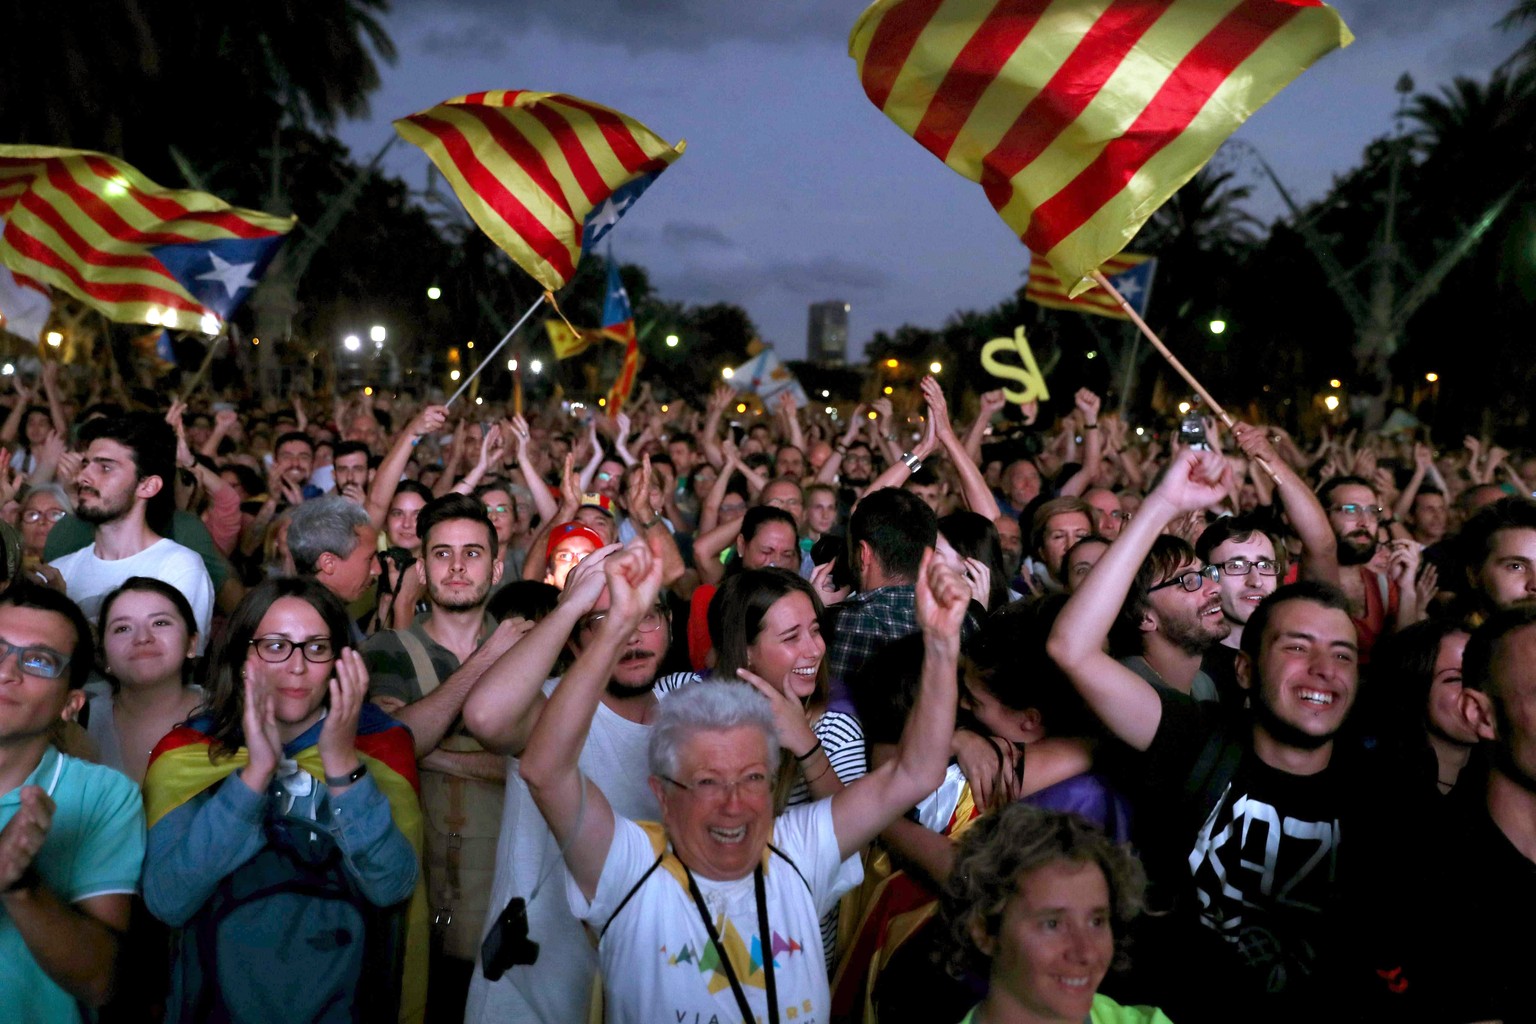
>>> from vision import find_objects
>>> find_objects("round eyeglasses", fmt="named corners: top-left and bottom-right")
top-left (249, 636), bottom-right (337, 664)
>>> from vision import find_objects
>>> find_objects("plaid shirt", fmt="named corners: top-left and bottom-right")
top-left (826, 585), bottom-right (918, 715)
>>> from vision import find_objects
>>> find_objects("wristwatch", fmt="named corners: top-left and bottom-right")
top-left (325, 762), bottom-right (369, 789)
top-left (900, 451), bottom-right (923, 474)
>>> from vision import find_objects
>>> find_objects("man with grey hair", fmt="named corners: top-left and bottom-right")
top-left (287, 495), bottom-right (380, 606)
top-left (518, 540), bottom-right (966, 1024)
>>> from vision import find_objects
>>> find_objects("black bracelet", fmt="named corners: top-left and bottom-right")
top-left (325, 762), bottom-right (369, 788)
top-left (794, 740), bottom-right (824, 762)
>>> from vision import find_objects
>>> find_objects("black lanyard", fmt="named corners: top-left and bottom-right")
top-left (684, 863), bottom-right (779, 1024)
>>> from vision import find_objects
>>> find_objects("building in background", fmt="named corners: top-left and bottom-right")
top-left (807, 300), bottom-right (849, 365)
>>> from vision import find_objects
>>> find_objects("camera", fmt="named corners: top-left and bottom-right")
top-left (480, 897), bottom-right (539, 980)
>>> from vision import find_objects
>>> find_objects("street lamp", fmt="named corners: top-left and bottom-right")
top-left (665, 334), bottom-right (679, 348)
top-left (427, 286), bottom-right (441, 300)
top-left (1329, 378), bottom-right (1341, 389)
top-left (1208, 319), bottom-right (1227, 335)
top-left (529, 359), bottom-right (543, 375)
top-left (1425, 372), bottom-right (1439, 383)
top-left (722, 367), bottom-right (734, 380)
top-left (343, 335), bottom-right (361, 352)
top-left (885, 358), bottom-right (898, 369)
top-left (1324, 395), bottom-right (1340, 412)
top-left (929, 361), bottom-right (942, 373)
top-left (370, 325), bottom-right (386, 343)
top-left (45, 332), bottom-right (61, 348)
top-left (507, 358), bottom-right (518, 372)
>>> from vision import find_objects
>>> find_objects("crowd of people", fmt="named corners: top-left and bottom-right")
top-left (2, 362), bottom-right (1532, 1023)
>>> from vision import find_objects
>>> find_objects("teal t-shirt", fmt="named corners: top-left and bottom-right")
top-left (1, 745), bottom-right (146, 1024)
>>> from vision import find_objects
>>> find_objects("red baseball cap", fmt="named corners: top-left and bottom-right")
top-left (546, 521), bottom-right (605, 559)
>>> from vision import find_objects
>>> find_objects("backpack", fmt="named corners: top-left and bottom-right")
top-left (173, 797), bottom-right (407, 1024)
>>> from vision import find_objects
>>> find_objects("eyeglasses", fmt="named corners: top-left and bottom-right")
top-left (484, 504), bottom-right (511, 515)
top-left (21, 509), bottom-right (67, 524)
top-left (249, 636), bottom-right (337, 664)
top-left (551, 549), bottom-right (590, 565)
top-left (0, 637), bottom-right (70, 679)
top-left (579, 609), bottom-right (665, 634)
top-left (660, 772), bottom-right (771, 803)
top-left (1109, 510), bottom-right (1133, 522)
top-left (1216, 557), bottom-right (1281, 578)
top-left (1149, 565), bottom-right (1221, 593)
top-left (1330, 503), bottom-right (1385, 519)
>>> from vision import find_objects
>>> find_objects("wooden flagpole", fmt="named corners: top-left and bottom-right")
top-left (1091, 269), bottom-right (1278, 482)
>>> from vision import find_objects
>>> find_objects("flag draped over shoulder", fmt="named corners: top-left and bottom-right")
top-left (0, 145), bottom-right (294, 331)
top-left (851, 0), bottom-right (1351, 295)
top-left (1027, 251), bottom-right (1156, 319)
top-left (603, 260), bottom-right (640, 408)
top-left (394, 91), bottom-right (685, 291)
top-left (143, 707), bottom-right (428, 1024)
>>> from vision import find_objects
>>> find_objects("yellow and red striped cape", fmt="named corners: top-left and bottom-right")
top-left (143, 707), bottom-right (428, 1024)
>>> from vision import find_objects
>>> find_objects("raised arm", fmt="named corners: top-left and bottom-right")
top-left (451, 423), bottom-right (505, 497)
top-left (700, 384), bottom-right (735, 470)
top-left (1055, 389), bottom-right (1104, 498)
top-left (464, 546), bottom-right (616, 754)
top-left (366, 405), bottom-right (447, 530)
top-left (816, 408), bottom-right (866, 486)
top-left (1046, 449), bottom-right (1232, 751)
top-left (922, 376), bottom-right (1000, 520)
top-left (38, 363), bottom-right (67, 438)
top-left (508, 415), bottom-right (559, 526)
top-left (1232, 423), bottom-right (1339, 587)
top-left (829, 549), bottom-right (963, 859)
top-left (519, 541), bottom-right (663, 901)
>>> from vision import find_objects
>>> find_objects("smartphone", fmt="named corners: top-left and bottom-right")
top-left (1180, 412), bottom-right (1209, 450)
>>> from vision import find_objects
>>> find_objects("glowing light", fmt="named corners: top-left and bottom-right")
top-left (1177, 402), bottom-right (1191, 415)
top-left (161, 308), bottom-right (177, 329)
top-left (736, 403), bottom-right (747, 413)
top-left (825, 406), bottom-right (835, 415)
top-left (883, 386), bottom-right (893, 395)
top-left (867, 411), bottom-right (878, 421)
top-left (145, 307), bottom-right (161, 326)
top-left (820, 390), bottom-right (830, 398)
top-left (1329, 378), bottom-right (1341, 389)
top-left (1208, 319), bottom-right (1227, 335)
top-left (1, 364), bottom-right (13, 376)
top-left (1324, 395), bottom-right (1340, 412)
top-left (363, 386), bottom-right (374, 396)
top-left (475, 396), bottom-right (484, 405)
top-left (722, 367), bottom-right (734, 380)
top-left (449, 369), bottom-right (461, 381)
top-left (885, 358), bottom-right (898, 369)
top-left (1135, 426), bottom-right (1145, 436)
top-left (427, 286), bottom-right (442, 300)
top-left (660, 404), bottom-right (669, 413)
top-left (369, 325), bottom-right (386, 343)
top-left (528, 360), bottom-right (542, 375)
top-left (1425, 372), bottom-right (1439, 383)
top-left (200, 312), bottom-right (219, 336)
top-left (508, 358), bottom-right (518, 371)
top-left (343, 335), bottom-right (361, 352)
top-left (1085, 351), bottom-right (1097, 360)
top-left (665, 334), bottom-right (679, 348)
top-left (929, 361), bottom-right (942, 373)
top-left (252, 337), bottom-right (260, 346)
top-left (599, 398), bottom-right (607, 407)
top-left (45, 332), bottom-right (61, 347)
top-left (104, 177), bottom-right (129, 197)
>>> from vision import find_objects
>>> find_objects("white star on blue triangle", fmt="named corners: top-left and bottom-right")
top-left (150, 234), bottom-right (286, 319)
top-left (1106, 259), bottom-right (1157, 318)
top-left (581, 172), bottom-right (661, 254)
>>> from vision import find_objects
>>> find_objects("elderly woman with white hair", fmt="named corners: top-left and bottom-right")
top-left (519, 539), bottom-right (967, 1024)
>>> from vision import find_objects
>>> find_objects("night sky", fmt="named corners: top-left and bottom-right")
top-left (336, 0), bottom-right (1518, 361)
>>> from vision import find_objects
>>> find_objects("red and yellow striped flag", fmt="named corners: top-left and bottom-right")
top-left (851, 0), bottom-right (1351, 295)
top-left (0, 145), bottom-right (294, 332)
top-left (1026, 251), bottom-right (1155, 319)
top-left (394, 91), bottom-right (685, 291)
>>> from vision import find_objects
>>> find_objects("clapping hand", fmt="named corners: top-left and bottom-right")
top-left (318, 649), bottom-right (369, 783)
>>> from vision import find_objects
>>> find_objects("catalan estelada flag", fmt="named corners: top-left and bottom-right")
top-left (0, 145), bottom-right (294, 332)
top-left (603, 259), bottom-right (640, 409)
top-left (394, 91), bottom-right (685, 291)
top-left (143, 706), bottom-right (429, 1024)
top-left (1026, 251), bottom-right (1156, 320)
top-left (851, 0), bottom-right (1351, 295)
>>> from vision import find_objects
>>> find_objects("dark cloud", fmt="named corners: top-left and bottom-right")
top-left (401, 0), bottom-right (850, 54)
top-left (654, 255), bottom-right (889, 308)
top-left (661, 221), bottom-right (735, 249)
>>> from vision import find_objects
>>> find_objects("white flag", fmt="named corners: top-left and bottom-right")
top-left (0, 218), bottom-right (51, 343)
top-left (728, 348), bottom-right (808, 408)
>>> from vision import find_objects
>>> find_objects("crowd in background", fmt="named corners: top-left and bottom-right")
top-left (3, 362), bottom-right (1533, 1024)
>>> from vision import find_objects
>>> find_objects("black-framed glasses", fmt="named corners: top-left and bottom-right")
top-left (0, 637), bottom-right (70, 679)
top-left (1216, 557), bottom-right (1281, 578)
top-left (249, 636), bottom-right (337, 664)
top-left (1330, 503), bottom-right (1384, 519)
top-left (579, 609), bottom-right (665, 634)
top-left (1150, 565), bottom-right (1221, 593)
top-left (21, 508), bottom-right (67, 524)
top-left (659, 772), bottom-right (771, 803)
